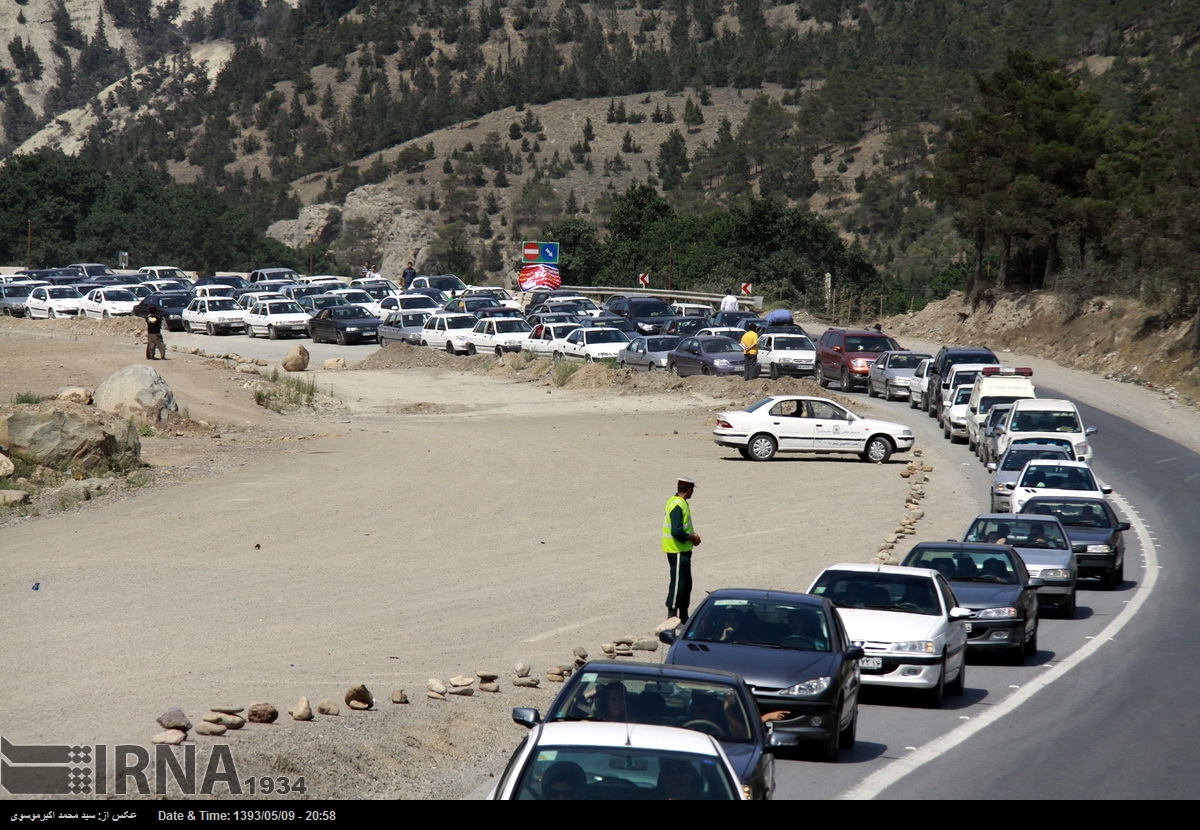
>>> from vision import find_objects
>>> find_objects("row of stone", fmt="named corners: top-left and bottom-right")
top-left (875, 450), bottom-right (931, 566)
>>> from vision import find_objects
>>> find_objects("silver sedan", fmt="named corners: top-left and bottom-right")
top-left (869, 351), bottom-right (933, 401)
top-left (617, 335), bottom-right (681, 371)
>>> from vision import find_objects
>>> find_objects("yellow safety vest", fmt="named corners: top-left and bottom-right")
top-left (661, 495), bottom-right (693, 554)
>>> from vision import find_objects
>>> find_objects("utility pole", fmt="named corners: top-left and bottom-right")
top-left (667, 244), bottom-right (673, 291)
top-left (26, 220), bottom-right (32, 270)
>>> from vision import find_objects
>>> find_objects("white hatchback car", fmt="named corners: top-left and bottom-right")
top-left (1010, 459), bottom-right (1111, 513)
top-left (26, 285), bottom-right (83, 318)
top-left (808, 563), bottom-right (971, 708)
top-left (245, 300), bottom-right (311, 339)
top-left (713, 395), bottom-right (915, 463)
top-left (757, 334), bottom-right (817, 379)
top-left (80, 288), bottom-right (138, 319)
top-left (183, 297), bottom-right (247, 335)
top-left (488, 722), bottom-right (746, 800)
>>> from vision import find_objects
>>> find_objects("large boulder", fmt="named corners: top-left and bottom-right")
top-left (93, 365), bottom-right (179, 423)
top-left (0, 406), bottom-right (140, 474)
top-left (282, 344), bottom-right (310, 372)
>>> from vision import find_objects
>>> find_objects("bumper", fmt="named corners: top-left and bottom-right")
top-left (340, 330), bottom-right (379, 344)
top-left (1076, 552), bottom-right (1117, 577)
top-left (769, 362), bottom-right (816, 376)
top-left (751, 695), bottom-right (840, 741)
top-left (966, 619), bottom-right (1025, 651)
top-left (859, 653), bottom-right (942, 690)
top-left (949, 421), bottom-right (968, 438)
top-left (1034, 580), bottom-right (1075, 606)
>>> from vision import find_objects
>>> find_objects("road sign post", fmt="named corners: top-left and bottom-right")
top-left (741, 282), bottom-right (753, 295)
top-left (638, 273), bottom-right (649, 287)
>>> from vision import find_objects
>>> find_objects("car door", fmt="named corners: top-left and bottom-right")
top-left (809, 400), bottom-right (864, 450)
top-left (868, 353), bottom-right (889, 394)
top-left (764, 398), bottom-right (816, 450)
top-left (673, 338), bottom-right (701, 374)
top-left (935, 575), bottom-right (970, 675)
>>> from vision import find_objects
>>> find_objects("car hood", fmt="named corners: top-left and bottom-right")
top-left (835, 608), bottom-right (945, 643)
top-left (667, 641), bottom-right (838, 689)
top-left (948, 582), bottom-right (1023, 609)
top-left (1061, 526), bottom-right (1117, 545)
top-left (1010, 547), bottom-right (1072, 569)
top-left (719, 740), bottom-right (762, 786)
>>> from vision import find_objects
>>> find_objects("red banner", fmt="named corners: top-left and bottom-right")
top-left (519, 263), bottom-right (561, 291)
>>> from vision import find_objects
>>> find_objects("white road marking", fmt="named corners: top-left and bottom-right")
top-left (524, 616), bottom-right (618, 643)
top-left (841, 491), bottom-right (1157, 800)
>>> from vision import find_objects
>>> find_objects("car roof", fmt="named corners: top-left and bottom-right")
top-left (907, 541), bottom-right (1016, 554)
top-left (971, 512), bottom-right (1068, 525)
top-left (1011, 398), bottom-right (1078, 410)
top-left (1021, 459), bottom-right (1091, 468)
top-left (705, 587), bottom-right (826, 606)
top-left (533, 722), bottom-right (722, 755)
top-left (819, 562), bottom-right (941, 579)
top-left (574, 660), bottom-right (744, 685)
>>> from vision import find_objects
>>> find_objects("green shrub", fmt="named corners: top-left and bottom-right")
top-left (553, 362), bottom-right (580, 386)
top-left (11, 391), bottom-right (42, 405)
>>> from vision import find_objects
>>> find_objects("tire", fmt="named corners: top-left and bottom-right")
top-left (1114, 558), bottom-right (1124, 587)
top-left (868, 380), bottom-right (878, 397)
top-left (669, 362), bottom-right (679, 375)
top-left (769, 363), bottom-right (780, 380)
top-left (947, 657), bottom-right (966, 695)
top-left (817, 366), bottom-right (828, 388)
top-left (924, 659), bottom-right (946, 708)
top-left (700, 365), bottom-right (710, 375)
top-left (337, 330), bottom-right (347, 346)
top-left (495, 347), bottom-right (504, 358)
top-left (943, 421), bottom-right (951, 440)
top-left (48, 309), bottom-right (56, 320)
top-left (103, 310), bottom-right (111, 319)
top-left (268, 326), bottom-right (278, 340)
top-left (1024, 624), bottom-right (1039, 657)
top-left (554, 352), bottom-right (564, 363)
top-left (841, 368), bottom-right (854, 392)
top-left (247, 326), bottom-right (256, 338)
top-left (206, 322), bottom-right (215, 336)
top-left (816, 700), bottom-right (842, 762)
top-left (839, 703), bottom-right (857, 749)
top-left (737, 447), bottom-right (751, 460)
top-left (446, 341), bottom-right (455, 354)
top-left (466, 343), bottom-right (476, 355)
top-left (646, 362), bottom-right (655, 372)
top-left (861, 435), bottom-right (893, 464)
top-left (420, 340), bottom-right (428, 347)
top-left (1061, 589), bottom-right (1077, 619)
top-left (909, 390), bottom-right (919, 409)
top-left (184, 321), bottom-right (192, 334)
top-left (587, 355), bottom-right (595, 363)
top-left (748, 433), bottom-right (777, 461)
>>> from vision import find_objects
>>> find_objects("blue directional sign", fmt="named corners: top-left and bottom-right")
top-left (522, 241), bottom-right (559, 264)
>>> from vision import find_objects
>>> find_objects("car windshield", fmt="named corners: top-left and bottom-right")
top-left (1022, 500), bottom-right (1114, 528)
top-left (513, 745), bottom-right (737, 800)
top-left (331, 306), bottom-right (372, 319)
top-left (311, 296), bottom-right (349, 309)
top-left (339, 291), bottom-right (373, 304)
top-left (1009, 410), bottom-right (1081, 433)
top-left (152, 292), bottom-right (190, 304)
top-left (631, 301), bottom-right (674, 318)
top-left (445, 316), bottom-right (475, 329)
top-left (545, 671), bottom-right (755, 744)
top-left (954, 387), bottom-right (972, 405)
top-left (155, 269), bottom-right (188, 281)
top-left (4, 286), bottom-right (33, 297)
top-left (429, 276), bottom-right (467, 291)
top-left (949, 370), bottom-right (983, 388)
top-left (843, 335), bottom-right (898, 353)
top-left (685, 598), bottom-right (832, 652)
top-left (48, 288), bottom-right (81, 299)
top-left (1017, 464), bottom-right (1097, 491)
top-left (207, 299), bottom-right (237, 311)
top-left (586, 329), bottom-right (627, 344)
top-left (495, 320), bottom-right (530, 333)
top-left (103, 290), bottom-right (137, 302)
top-left (264, 302), bottom-right (304, 315)
top-left (810, 571), bottom-right (941, 615)
top-left (888, 353), bottom-right (927, 369)
top-left (965, 519), bottom-right (1067, 549)
top-left (905, 547), bottom-right (1018, 584)
top-left (399, 313), bottom-right (429, 327)
top-left (549, 325), bottom-right (579, 337)
top-left (772, 336), bottom-right (815, 351)
top-left (1000, 448), bottom-right (1070, 471)
top-left (979, 395), bottom-right (1026, 414)
top-left (645, 337), bottom-right (679, 352)
top-left (701, 339), bottom-right (742, 354)
top-left (358, 285), bottom-right (391, 300)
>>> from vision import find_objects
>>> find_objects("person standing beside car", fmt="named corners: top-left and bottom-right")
top-left (740, 323), bottom-right (759, 381)
top-left (662, 477), bottom-right (702, 625)
top-left (402, 261), bottom-right (417, 289)
top-left (720, 289), bottom-right (739, 312)
top-left (145, 307), bottom-right (166, 360)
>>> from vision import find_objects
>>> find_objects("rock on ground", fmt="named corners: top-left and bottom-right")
top-left (93, 365), bottom-right (179, 423)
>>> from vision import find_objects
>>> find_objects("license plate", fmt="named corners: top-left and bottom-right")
top-left (965, 623), bottom-right (973, 633)
top-left (860, 657), bottom-right (882, 670)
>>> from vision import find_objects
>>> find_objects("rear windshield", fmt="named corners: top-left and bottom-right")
top-left (1010, 411), bottom-right (1081, 433)
top-left (1022, 500), bottom-right (1113, 528)
top-left (843, 335), bottom-right (899, 353)
top-left (810, 571), bottom-right (940, 616)
top-left (965, 519), bottom-right (1067, 549)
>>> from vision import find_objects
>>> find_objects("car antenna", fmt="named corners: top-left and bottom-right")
top-left (626, 719), bottom-right (633, 747)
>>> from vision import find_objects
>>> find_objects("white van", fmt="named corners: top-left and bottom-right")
top-left (966, 367), bottom-right (1037, 453)
top-left (994, 398), bottom-right (1097, 462)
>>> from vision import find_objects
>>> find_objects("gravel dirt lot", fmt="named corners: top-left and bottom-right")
top-left (1, 311), bottom-right (1196, 800)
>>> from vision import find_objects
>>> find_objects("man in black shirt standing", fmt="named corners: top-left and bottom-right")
top-left (145, 307), bottom-right (166, 360)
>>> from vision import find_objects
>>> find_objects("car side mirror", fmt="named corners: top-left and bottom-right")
top-left (766, 730), bottom-right (799, 749)
top-left (1117, 521), bottom-right (1131, 532)
top-left (1101, 485), bottom-right (1112, 494)
top-left (845, 646), bottom-right (864, 661)
top-left (986, 462), bottom-right (997, 473)
top-left (658, 629), bottom-right (678, 645)
top-left (950, 607), bottom-right (973, 620)
top-left (512, 708), bottom-right (542, 729)
top-left (1027, 577), bottom-right (1044, 588)
top-left (968, 406), bottom-right (977, 414)
top-left (1085, 426), bottom-right (1098, 436)
top-left (1072, 543), bottom-right (1088, 554)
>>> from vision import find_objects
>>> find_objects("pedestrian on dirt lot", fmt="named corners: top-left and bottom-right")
top-left (740, 323), bottom-right (759, 381)
top-left (662, 477), bottom-right (701, 625)
top-left (145, 307), bottom-right (166, 360)
top-left (720, 289), bottom-right (739, 312)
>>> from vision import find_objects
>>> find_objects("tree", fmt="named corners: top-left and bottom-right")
top-left (607, 183), bottom-right (674, 243)
top-left (683, 98), bottom-right (704, 132)
top-left (657, 130), bottom-right (690, 191)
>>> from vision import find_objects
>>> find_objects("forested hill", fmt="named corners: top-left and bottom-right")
top-left (1, 1), bottom-right (1197, 332)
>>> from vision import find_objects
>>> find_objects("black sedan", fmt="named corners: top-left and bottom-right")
top-left (1020, 496), bottom-right (1130, 589)
top-left (660, 589), bottom-right (862, 762)
top-left (308, 305), bottom-right (380, 344)
top-left (133, 291), bottom-right (192, 331)
top-left (901, 542), bottom-right (1041, 664)
top-left (511, 661), bottom-right (784, 799)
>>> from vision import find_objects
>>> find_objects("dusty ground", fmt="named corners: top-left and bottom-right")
top-left (1, 302), bottom-right (1198, 801)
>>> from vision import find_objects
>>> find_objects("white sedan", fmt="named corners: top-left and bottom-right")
top-left (523, 322), bottom-right (581, 358)
top-left (808, 563), bottom-right (970, 708)
top-left (464, 318), bottom-right (532, 355)
top-left (713, 395), bottom-right (916, 463)
top-left (757, 333), bottom-right (817, 379)
top-left (26, 286), bottom-right (83, 318)
top-left (326, 288), bottom-right (383, 318)
top-left (488, 722), bottom-right (746, 800)
top-left (554, 327), bottom-right (629, 362)
top-left (81, 288), bottom-right (138, 319)
top-left (182, 297), bottom-right (247, 335)
top-left (245, 300), bottom-right (312, 339)
top-left (420, 312), bottom-right (477, 354)
top-left (1010, 459), bottom-right (1111, 513)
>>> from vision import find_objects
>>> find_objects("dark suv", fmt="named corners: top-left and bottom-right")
top-left (815, 328), bottom-right (901, 392)
top-left (926, 346), bottom-right (999, 419)
top-left (605, 295), bottom-right (675, 335)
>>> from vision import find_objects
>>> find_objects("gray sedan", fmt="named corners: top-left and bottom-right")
top-left (379, 310), bottom-right (433, 346)
top-left (0, 283), bottom-right (33, 316)
top-left (868, 351), bottom-right (933, 401)
top-left (618, 335), bottom-right (681, 371)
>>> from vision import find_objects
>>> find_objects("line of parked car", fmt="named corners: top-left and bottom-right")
top-left (490, 328), bottom-right (1128, 800)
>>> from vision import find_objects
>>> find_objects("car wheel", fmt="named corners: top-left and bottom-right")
top-left (337, 330), bottom-right (347, 346)
top-left (943, 421), bottom-right (951, 440)
top-left (495, 346), bottom-right (504, 358)
top-left (553, 352), bottom-right (564, 363)
top-left (268, 326), bottom-right (279, 340)
top-left (668, 362), bottom-right (679, 375)
top-left (47, 309), bottom-right (56, 320)
top-left (206, 322), bottom-right (215, 336)
top-left (841, 368), bottom-right (854, 391)
top-left (924, 659), bottom-right (946, 708)
top-left (947, 658), bottom-right (966, 695)
top-left (646, 362), bottom-right (655, 372)
top-left (700, 365), bottom-right (710, 375)
top-left (247, 325), bottom-right (256, 338)
top-left (909, 390), bottom-right (919, 409)
top-left (748, 433), bottom-right (777, 461)
top-left (587, 355), bottom-right (596, 363)
top-left (737, 447), bottom-right (751, 460)
top-left (446, 341), bottom-right (455, 354)
top-left (839, 703), bottom-right (858, 749)
top-left (184, 321), bottom-right (192, 333)
top-left (466, 343), bottom-right (476, 355)
top-left (1061, 589), bottom-right (1077, 619)
top-left (420, 340), bottom-right (428, 347)
top-left (103, 310), bottom-right (111, 319)
top-left (1114, 557), bottom-right (1124, 587)
top-left (817, 366), bottom-right (828, 388)
top-left (769, 363), bottom-right (780, 380)
top-left (816, 700), bottom-right (842, 762)
top-left (868, 379), bottom-right (878, 397)
top-left (861, 435), bottom-right (893, 464)
top-left (1024, 624), bottom-right (1039, 657)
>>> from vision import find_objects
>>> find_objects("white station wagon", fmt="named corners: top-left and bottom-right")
top-left (713, 395), bottom-right (916, 463)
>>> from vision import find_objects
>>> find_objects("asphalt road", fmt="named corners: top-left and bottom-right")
top-left (772, 382), bottom-right (1196, 800)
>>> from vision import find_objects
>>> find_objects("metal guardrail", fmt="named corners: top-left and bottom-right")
top-left (550, 285), bottom-right (764, 312)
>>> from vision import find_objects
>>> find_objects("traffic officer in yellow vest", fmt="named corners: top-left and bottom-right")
top-left (662, 476), bottom-right (702, 625)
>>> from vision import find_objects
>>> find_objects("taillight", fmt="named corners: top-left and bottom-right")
top-left (716, 419), bottom-right (732, 429)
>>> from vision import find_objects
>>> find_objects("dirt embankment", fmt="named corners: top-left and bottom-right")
top-left (887, 291), bottom-right (1200, 405)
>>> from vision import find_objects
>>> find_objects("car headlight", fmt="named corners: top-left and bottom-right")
top-left (900, 429), bottom-right (913, 437)
top-left (346, 326), bottom-right (360, 332)
top-left (975, 607), bottom-right (1018, 619)
top-left (1074, 441), bottom-right (1089, 455)
top-left (851, 359), bottom-right (869, 370)
top-left (951, 419), bottom-right (965, 427)
top-left (895, 377), bottom-right (911, 385)
top-left (1039, 568), bottom-right (1071, 579)
top-left (783, 677), bottom-right (832, 697)
top-left (1086, 544), bottom-right (1113, 553)
top-left (889, 641), bottom-right (935, 654)
top-left (714, 359), bottom-right (731, 367)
